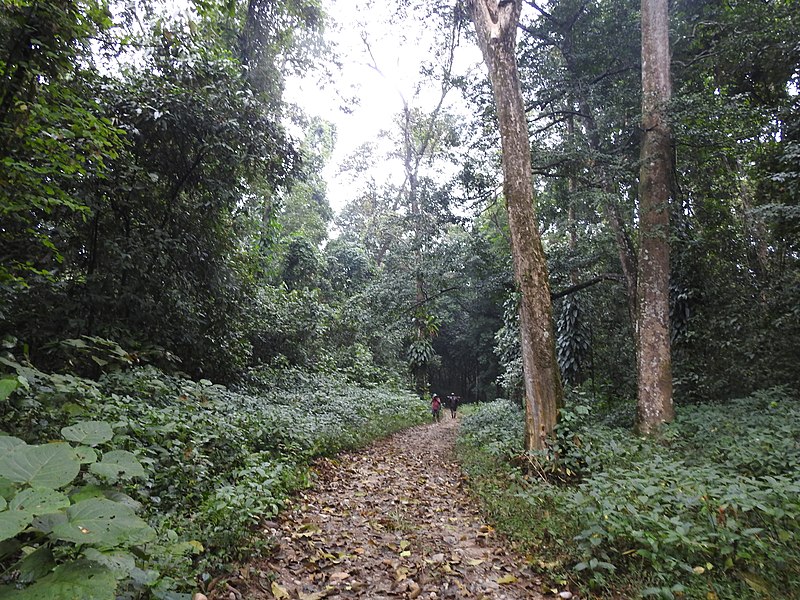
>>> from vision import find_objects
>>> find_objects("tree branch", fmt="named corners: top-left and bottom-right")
top-left (551, 273), bottom-right (623, 299)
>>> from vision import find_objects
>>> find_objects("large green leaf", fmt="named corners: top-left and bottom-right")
top-left (102, 490), bottom-right (141, 512)
top-left (0, 477), bottom-right (14, 501)
top-left (30, 512), bottom-right (67, 535)
top-left (16, 546), bottom-right (55, 584)
top-left (0, 510), bottom-right (31, 541)
top-left (0, 436), bottom-right (26, 460)
top-left (74, 446), bottom-right (98, 464)
top-left (68, 485), bottom-right (105, 503)
top-left (83, 548), bottom-right (136, 579)
top-left (89, 451), bottom-right (145, 483)
top-left (0, 444), bottom-right (79, 489)
top-left (52, 498), bottom-right (155, 548)
top-left (9, 488), bottom-right (70, 516)
top-left (61, 421), bottom-right (113, 447)
top-left (0, 477), bottom-right (17, 507)
top-left (5, 560), bottom-right (116, 599)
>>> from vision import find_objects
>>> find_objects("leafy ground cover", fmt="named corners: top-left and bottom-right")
top-left (457, 388), bottom-right (800, 599)
top-left (224, 417), bottom-right (550, 599)
top-left (0, 357), bottom-right (427, 599)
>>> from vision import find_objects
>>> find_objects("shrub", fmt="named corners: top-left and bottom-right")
top-left (457, 390), bottom-right (800, 599)
top-left (569, 458), bottom-right (800, 595)
top-left (458, 399), bottom-right (524, 458)
top-left (0, 359), bottom-right (428, 597)
top-left (663, 386), bottom-right (800, 477)
top-left (0, 416), bottom-right (157, 599)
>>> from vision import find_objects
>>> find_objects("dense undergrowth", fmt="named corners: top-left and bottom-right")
top-left (0, 353), bottom-right (427, 599)
top-left (457, 388), bottom-right (800, 599)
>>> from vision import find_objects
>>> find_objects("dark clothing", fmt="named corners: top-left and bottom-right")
top-left (447, 394), bottom-right (459, 418)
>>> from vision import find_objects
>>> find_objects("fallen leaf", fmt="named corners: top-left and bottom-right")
top-left (295, 523), bottom-right (322, 538)
top-left (328, 571), bottom-right (350, 583)
top-left (497, 574), bottom-right (517, 585)
top-left (271, 582), bottom-right (290, 599)
top-left (467, 558), bottom-right (484, 566)
top-left (298, 593), bottom-right (326, 600)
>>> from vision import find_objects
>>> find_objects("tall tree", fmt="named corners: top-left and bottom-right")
top-left (467, 0), bottom-right (563, 450)
top-left (635, 0), bottom-right (674, 433)
top-left (336, 5), bottom-right (465, 394)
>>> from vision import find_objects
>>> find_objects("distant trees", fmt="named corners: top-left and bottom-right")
top-left (333, 5), bottom-right (470, 394)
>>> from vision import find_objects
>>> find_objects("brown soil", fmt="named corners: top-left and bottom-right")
top-left (218, 416), bottom-right (546, 599)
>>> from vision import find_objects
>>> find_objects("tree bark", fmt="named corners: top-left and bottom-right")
top-left (468, 0), bottom-right (564, 450)
top-left (636, 0), bottom-right (674, 433)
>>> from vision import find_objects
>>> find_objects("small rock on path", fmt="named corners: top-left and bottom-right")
top-left (230, 417), bottom-right (545, 599)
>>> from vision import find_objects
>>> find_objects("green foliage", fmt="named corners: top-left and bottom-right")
top-left (0, 0), bottom-right (329, 383)
top-left (0, 359), bottom-right (428, 596)
top-left (556, 296), bottom-right (590, 386)
top-left (0, 0), bottom-right (124, 287)
top-left (493, 295), bottom-right (524, 403)
top-left (569, 458), bottom-right (800, 595)
top-left (3, 560), bottom-right (118, 600)
top-left (0, 425), bottom-right (153, 599)
top-left (458, 399), bottom-right (523, 458)
top-left (407, 340), bottom-right (436, 369)
top-left (282, 237), bottom-right (322, 290)
top-left (662, 387), bottom-right (800, 477)
top-left (458, 389), bottom-right (800, 598)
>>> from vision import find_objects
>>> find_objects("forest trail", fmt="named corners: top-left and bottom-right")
top-left (226, 416), bottom-right (546, 600)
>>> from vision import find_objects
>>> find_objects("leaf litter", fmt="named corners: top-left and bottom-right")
top-left (219, 417), bottom-right (545, 599)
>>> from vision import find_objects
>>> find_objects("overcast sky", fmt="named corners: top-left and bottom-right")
top-left (284, 0), bottom-right (483, 215)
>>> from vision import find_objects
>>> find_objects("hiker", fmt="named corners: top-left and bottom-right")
top-left (431, 394), bottom-right (442, 422)
top-left (447, 392), bottom-right (459, 418)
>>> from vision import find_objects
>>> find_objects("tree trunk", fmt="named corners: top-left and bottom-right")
top-left (469, 0), bottom-right (564, 450)
top-left (636, 0), bottom-right (674, 433)
top-left (603, 198), bottom-right (638, 325)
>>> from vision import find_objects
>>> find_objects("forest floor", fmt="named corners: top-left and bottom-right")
top-left (218, 415), bottom-right (549, 600)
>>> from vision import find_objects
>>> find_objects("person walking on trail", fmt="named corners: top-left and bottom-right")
top-left (447, 392), bottom-right (459, 419)
top-left (431, 394), bottom-right (442, 422)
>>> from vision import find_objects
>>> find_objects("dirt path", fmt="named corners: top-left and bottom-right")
top-left (227, 417), bottom-right (545, 599)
